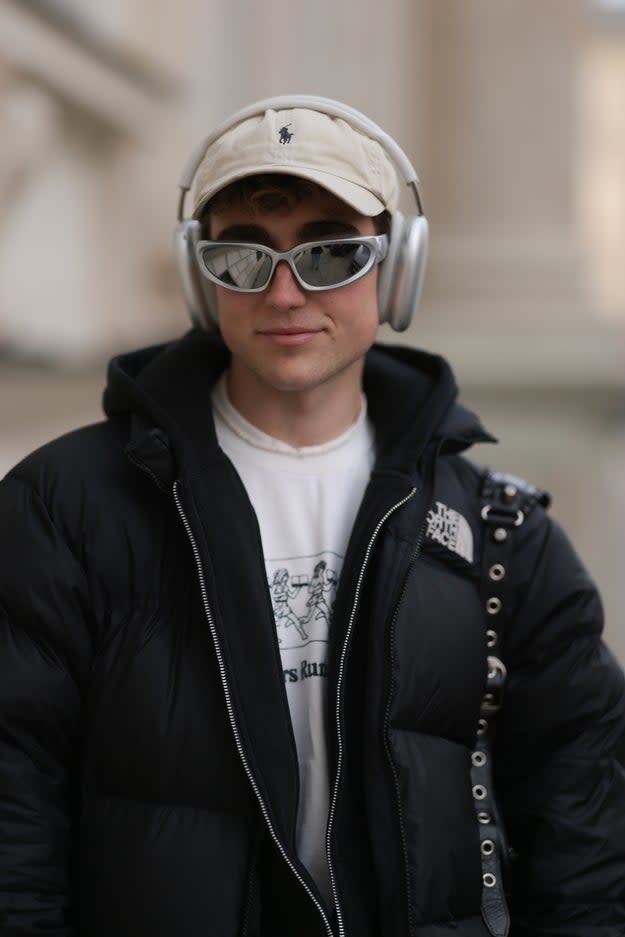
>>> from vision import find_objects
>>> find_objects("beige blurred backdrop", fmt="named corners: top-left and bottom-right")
top-left (1, 0), bottom-right (624, 659)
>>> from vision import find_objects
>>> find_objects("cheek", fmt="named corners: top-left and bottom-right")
top-left (331, 275), bottom-right (380, 338)
top-left (214, 290), bottom-right (251, 337)
top-left (214, 286), bottom-right (232, 322)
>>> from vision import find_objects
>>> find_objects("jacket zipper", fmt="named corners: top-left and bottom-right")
top-left (326, 487), bottom-right (418, 937)
top-left (173, 481), bottom-right (334, 937)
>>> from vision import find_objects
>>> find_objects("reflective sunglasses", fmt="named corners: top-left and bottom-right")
top-left (195, 235), bottom-right (388, 293)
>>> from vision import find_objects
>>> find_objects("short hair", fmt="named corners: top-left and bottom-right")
top-left (200, 173), bottom-right (391, 237)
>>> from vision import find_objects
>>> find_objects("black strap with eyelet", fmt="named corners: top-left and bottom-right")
top-left (472, 470), bottom-right (550, 937)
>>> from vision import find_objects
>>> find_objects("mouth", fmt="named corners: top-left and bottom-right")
top-left (257, 326), bottom-right (324, 346)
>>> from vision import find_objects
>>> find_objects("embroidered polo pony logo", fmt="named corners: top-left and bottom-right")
top-left (278, 124), bottom-right (294, 144)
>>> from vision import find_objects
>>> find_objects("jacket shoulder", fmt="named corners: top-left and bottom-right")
top-left (445, 455), bottom-right (550, 508)
top-left (0, 416), bottom-right (154, 554)
top-left (4, 416), bottom-right (131, 497)
top-left (442, 455), bottom-right (552, 536)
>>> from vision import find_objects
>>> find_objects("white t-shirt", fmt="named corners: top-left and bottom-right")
top-left (211, 375), bottom-right (376, 905)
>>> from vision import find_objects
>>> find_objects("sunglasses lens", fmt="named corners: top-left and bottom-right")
top-left (200, 245), bottom-right (273, 290)
top-left (294, 242), bottom-right (374, 287)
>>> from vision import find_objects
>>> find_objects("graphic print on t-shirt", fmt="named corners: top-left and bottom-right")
top-left (266, 550), bottom-right (341, 651)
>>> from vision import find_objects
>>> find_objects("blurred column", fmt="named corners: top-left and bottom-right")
top-left (0, 0), bottom-right (179, 362)
top-left (578, 3), bottom-right (625, 319)
top-left (419, 1), bottom-right (602, 339)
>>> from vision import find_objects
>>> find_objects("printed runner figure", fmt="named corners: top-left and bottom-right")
top-left (270, 568), bottom-right (308, 641)
top-left (300, 560), bottom-right (336, 626)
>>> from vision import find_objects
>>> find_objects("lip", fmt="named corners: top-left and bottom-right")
top-left (257, 327), bottom-right (323, 346)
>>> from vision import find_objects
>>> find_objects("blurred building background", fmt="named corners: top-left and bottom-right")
top-left (1, 0), bottom-right (624, 658)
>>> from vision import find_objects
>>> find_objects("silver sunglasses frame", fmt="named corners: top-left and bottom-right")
top-left (195, 235), bottom-right (389, 293)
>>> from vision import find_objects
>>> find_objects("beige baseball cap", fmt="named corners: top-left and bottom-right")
top-left (191, 106), bottom-right (399, 219)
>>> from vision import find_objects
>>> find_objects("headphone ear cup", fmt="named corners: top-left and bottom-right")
top-left (377, 211), bottom-right (406, 326)
top-left (377, 213), bottom-right (429, 332)
top-left (173, 220), bottom-right (218, 331)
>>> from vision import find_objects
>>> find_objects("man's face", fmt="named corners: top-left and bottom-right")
top-left (208, 187), bottom-right (380, 399)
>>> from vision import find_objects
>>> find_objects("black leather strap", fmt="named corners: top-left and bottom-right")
top-left (472, 470), bottom-right (549, 937)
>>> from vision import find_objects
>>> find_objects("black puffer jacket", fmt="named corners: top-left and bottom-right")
top-left (1, 331), bottom-right (624, 937)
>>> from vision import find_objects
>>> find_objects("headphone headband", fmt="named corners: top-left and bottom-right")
top-left (177, 94), bottom-right (423, 221)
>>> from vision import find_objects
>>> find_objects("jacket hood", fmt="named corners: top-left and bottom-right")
top-left (103, 329), bottom-right (495, 485)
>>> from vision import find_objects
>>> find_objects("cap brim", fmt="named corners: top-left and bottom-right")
top-left (192, 164), bottom-right (387, 219)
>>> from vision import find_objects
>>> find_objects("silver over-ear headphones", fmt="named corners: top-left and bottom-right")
top-left (173, 94), bottom-right (428, 332)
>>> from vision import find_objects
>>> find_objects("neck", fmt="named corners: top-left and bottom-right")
top-left (226, 363), bottom-right (365, 447)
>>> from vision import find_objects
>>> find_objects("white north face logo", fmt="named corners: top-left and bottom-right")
top-left (426, 501), bottom-right (474, 563)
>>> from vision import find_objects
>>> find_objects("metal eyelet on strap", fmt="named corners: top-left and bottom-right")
top-left (483, 872), bottom-right (497, 888)
top-left (486, 597), bottom-right (502, 615)
top-left (486, 629), bottom-right (498, 648)
top-left (472, 751), bottom-right (487, 767)
top-left (477, 717), bottom-right (488, 736)
top-left (481, 839), bottom-right (495, 856)
top-left (487, 656), bottom-right (507, 681)
top-left (477, 811), bottom-right (491, 824)
top-left (489, 563), bottom-right (506, 581)
top-left (472, 784), bottom-right (487, 800)
top-left (493, 527), bottom-right (507, 543)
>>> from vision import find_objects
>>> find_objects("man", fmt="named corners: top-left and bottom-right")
top-left (0, 96), bottom-right (624, 937)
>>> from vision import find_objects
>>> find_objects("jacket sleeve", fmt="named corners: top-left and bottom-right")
top-left (0, 474), bottom-right (92, 936)
top-left (493, 507), bottom-right (625, 936)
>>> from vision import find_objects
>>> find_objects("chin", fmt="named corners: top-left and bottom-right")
top-left (260, 370), bottom-right (326, 394)
top-left (240, 347), bottom-right (368, 397)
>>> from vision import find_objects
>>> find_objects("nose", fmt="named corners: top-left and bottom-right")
top-left (265, 260), bottom-right (307, 309)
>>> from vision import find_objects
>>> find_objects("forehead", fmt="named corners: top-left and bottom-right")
top-left (208, 186), bottom-right (374, 239)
